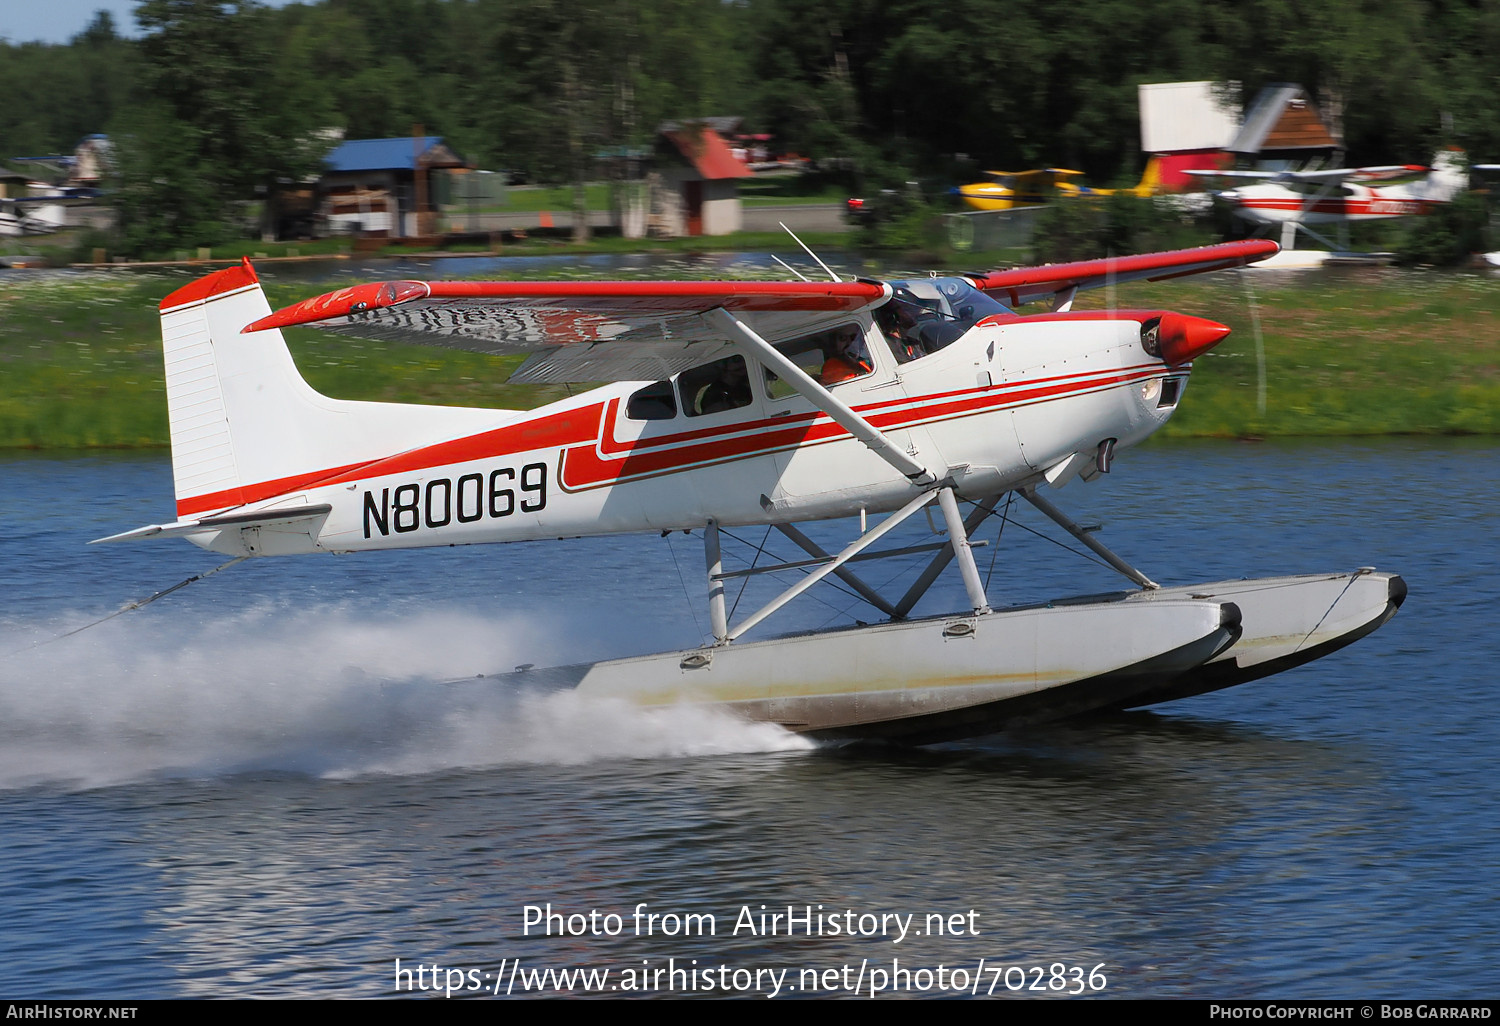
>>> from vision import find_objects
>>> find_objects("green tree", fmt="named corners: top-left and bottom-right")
top-left (1398, 189), bottom-right (1491, 266)
top-left (0, 13), bottom-right (133, 162)
top-left (472, 0), bottom-right (640, 241)
top-left (1214, 0), bottom-right (1443, 163)
top-left (746, 0), bottom-right (888, 183)
top-left (113, 0), bottom-right (326, 253)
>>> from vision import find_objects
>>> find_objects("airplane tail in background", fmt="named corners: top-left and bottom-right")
top-left (1132, 156), bottom-right (1164, 197)
top-left (1413, 148), bottom-right (1470, 202)
top-left (157, 259), bottom-right (511, 519)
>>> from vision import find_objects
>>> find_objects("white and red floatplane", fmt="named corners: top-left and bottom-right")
top-left (1191, 150), bottom-right (1472, 259)
top-left (98, 238), bottom-right (1403, 742)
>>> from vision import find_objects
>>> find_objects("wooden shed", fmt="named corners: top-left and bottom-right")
top-left (1229, 84), bottom-right (1340, 164)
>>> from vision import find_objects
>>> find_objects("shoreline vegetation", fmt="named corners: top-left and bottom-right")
top-left (1, 258), bottom-right (1496, 451)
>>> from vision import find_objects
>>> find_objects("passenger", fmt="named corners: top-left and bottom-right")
top-left (698, 358), bottom-right (752, 413)
top-left (819, 328), bottom-right (872, 385)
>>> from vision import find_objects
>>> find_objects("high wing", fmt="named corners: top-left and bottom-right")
top-left (246, 279), bottom-right (890, 384)
top-left (247, 240), bottom-right (1278, 382)
top-left (1185, 165), bottom-right (1425, 185)
top-left (1183, 169), bottom-right (1283, 181)
top-left (967, 239), bottom-right (1278, 309)
top-left (987, 168), bottom-right (1085, 179)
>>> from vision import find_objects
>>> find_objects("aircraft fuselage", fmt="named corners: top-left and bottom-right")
top-left (184, 310), bottom-right (1190, 558)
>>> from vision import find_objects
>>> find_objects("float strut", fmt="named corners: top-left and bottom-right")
top-left (893, 494), bottom-right (999, 619)
top-left (705, 517), bottom-right (729, 643)
top-left (726, 489), bottom-right (936, 641)
top-left (773, 523), bottom-right (900, 618)
top-left (1018, 487), bottom-right (1159, 589)
top-left (937, 487), bottom-right (992, 615)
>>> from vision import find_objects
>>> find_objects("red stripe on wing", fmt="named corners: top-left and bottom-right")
top-left (245, 279), bottom-right (888, 333)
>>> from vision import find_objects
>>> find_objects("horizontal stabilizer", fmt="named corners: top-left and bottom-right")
top-left (91, 504), bottom-right (332, 545)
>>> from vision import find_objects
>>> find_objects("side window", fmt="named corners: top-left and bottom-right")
top-left (876, 296), bottom-right (964, 363)
top-left (625, 379), bottom-right (677, 421)
top-left (876, 301), bottom-right (920, 364)
top-left (763, 324), bottom-right (873, 400)
top-left (681, 355), bottom-right (753, 417)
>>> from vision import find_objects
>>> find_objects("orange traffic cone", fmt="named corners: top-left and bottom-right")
top-left (539, 211), bottom-right (553, 229)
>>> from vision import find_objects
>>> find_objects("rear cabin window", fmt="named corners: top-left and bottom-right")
top-left (681, 355), bottom-right (754, 417)
top-left (625, 380), bottom-right (677, 421)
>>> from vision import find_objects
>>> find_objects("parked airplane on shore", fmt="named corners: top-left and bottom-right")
top-left (1192, 149), bottom-right (1472, 251)
top-left (955, 158), bottom-right (1185, 212)
top-left (96, 238), bottom-right (1403, 742)
top-left (0, 195), bottom-right (71, 237)
top-left (955, 168), bottom-right (1089, 210)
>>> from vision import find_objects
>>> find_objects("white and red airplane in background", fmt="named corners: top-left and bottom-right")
top-left (1192, 149), bottom-right (1472, 254)
top-left (96, 238), bottom-right (1403, 742)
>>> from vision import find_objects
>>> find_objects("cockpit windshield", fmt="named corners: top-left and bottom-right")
top-left (875, 277), bottom-right (1013, 362)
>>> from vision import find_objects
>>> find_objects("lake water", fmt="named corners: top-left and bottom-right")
top-left (0, 439), bottom-right (1496, 998)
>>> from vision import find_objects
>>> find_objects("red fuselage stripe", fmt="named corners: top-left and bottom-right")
top-left (176, 364), bottom-right (1164, 516)
top-left (1239, 198), bottom-right (1433, 216)
top-left (560, 366), bottom-right (1158, 490)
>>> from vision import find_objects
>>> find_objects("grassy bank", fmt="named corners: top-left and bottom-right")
top-left (0, 265), bottom-right (1496, 450)
top-left (1091, 271), bottom-right (1500, 438)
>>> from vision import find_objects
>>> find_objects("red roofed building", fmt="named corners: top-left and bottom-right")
top-left (655, 119), bottom-right (753, 236)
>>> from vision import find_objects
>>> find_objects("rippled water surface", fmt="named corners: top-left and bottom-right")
top-left (1, 440), bottom-right (1495, 998)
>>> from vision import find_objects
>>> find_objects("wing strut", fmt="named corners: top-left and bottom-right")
top-left (937, 487), bottom-right (993, 615)
top-left (703, 308), bottom-right (935, 486)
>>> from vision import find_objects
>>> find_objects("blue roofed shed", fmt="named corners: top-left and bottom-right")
top-left (320, 136), bottom-right (468, 237)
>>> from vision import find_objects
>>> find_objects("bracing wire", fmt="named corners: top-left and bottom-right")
top-left (968, 499), bottom-right (1116, 574)
top-left (727, 524), bottom-right (772, 622)
top-left (983, 493), bottom-right (1015, 592)
top-left (662, 531), bottom-right (707, 644)
top-left (718, 526), bottom-right (888, 622)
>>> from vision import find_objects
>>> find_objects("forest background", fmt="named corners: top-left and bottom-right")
top-left (3, 0), bottom-right (1499, 257)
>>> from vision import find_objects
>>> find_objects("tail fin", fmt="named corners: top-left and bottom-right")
top-left (1127, 156), bottom-right (1163, 197)
top-left (159, 259), bottom-right (509, 518)
top-left (1414, 148), bottom-right (1469, 202)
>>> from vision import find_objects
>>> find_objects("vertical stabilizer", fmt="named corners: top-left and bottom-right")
top-left (1134, 156), bottom-right (1163, 196)
top-left (158, 259), bottom-right (510, 518)
top-left (1414, 149), bottom-right (1469, 203)
top-left (159, 262), bottom-right (257, 514)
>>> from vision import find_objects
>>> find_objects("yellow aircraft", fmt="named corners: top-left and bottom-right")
top-left (955, 168), bottom-right (1088, 210)
top-left (956, 158), bottom-right (1168, 211)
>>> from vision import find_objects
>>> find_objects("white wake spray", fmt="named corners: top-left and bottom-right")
top-left (0, 604), bottom-right (810, 791)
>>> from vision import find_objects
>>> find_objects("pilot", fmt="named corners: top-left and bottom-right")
top-left (819, 327), bottom-right (872, 385)
top-left (876, 299), bottom-right (924, 362)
